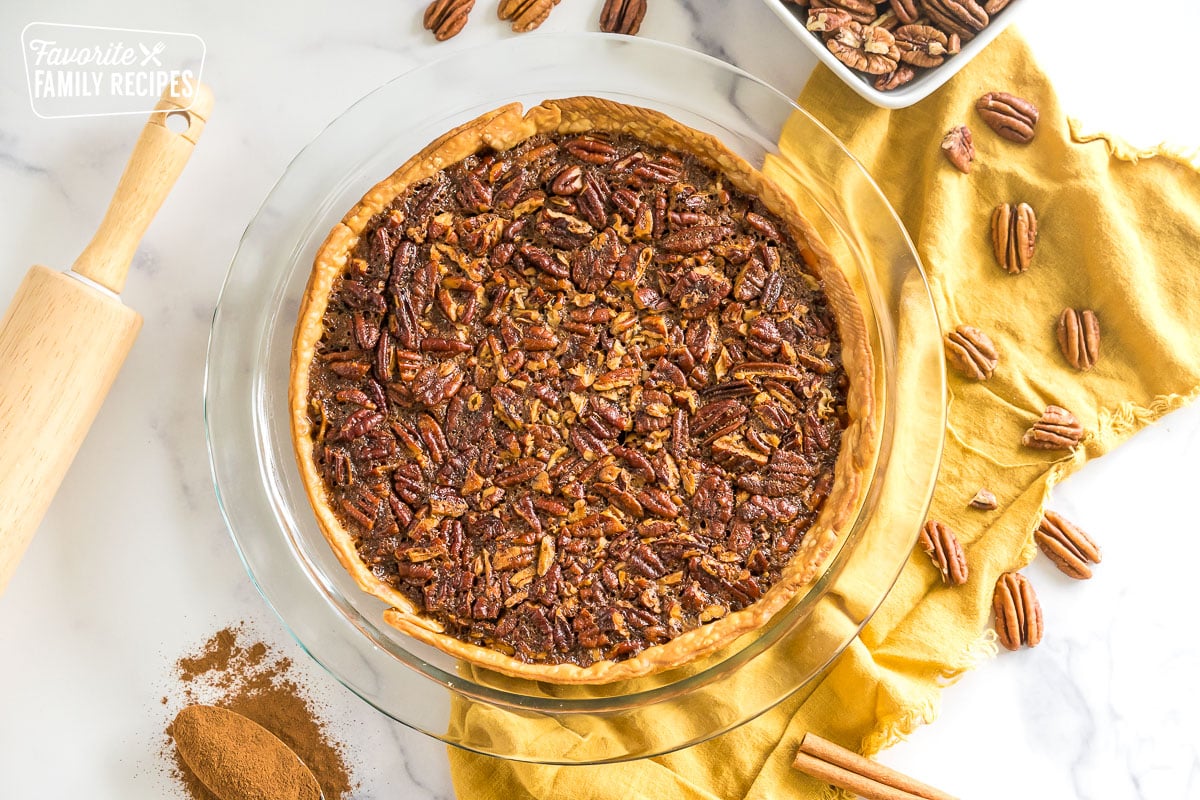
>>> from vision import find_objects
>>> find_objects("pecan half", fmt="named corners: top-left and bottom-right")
top-left (874, 64), bottom-right (916, 92)
top-left (976, 92), bottom-right (1040, 143)
top-left (940, 125), bottom-right (974, 174)
top-left (920, 0), bottom-right (988, 41)
top-left (669, 268), bottom-right (731, 318)
top-left (498, 0), bottom-right (560, 32)
top-left (993, 572), bottom-right (1042, 650)
top-left (1022, 405), bottom-right (1083, 450)
top-left (944, 324), bottom-right (998, 380)
top-left (895, 24), bottom-right (950, 67)
top-left (991, 202), bottom-right (1037, 274)
top-left (423, 0), bottom-right (474, 40)
top-left (983, 0), bottom-right (1010, 11)
top-left (806, 7), bottom-right (853, 33)
top-left (919, 520), bottom-right (968, 585)
top-left (827, 21), bottom-right (900, 75)
top-left (413, 362), bottom-right (465, 407)
top-left (889, 0), bottom-right (919, 23)
top-left (816, 0), bottom-right (877, 24)
top-left (1036, 510), bottom-right (1102, 580)
top-left (600, 0), bottom-right (647, 35)
top-left (870, 8), bottom-right (900, 30)
top-left (969, 488), bottom-right (998, 510)
top-left (1056, 308), bottom-right (1100, 371)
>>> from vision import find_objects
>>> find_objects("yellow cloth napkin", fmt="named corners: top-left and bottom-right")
top-left (449, 29), bottom-right (1200, 798)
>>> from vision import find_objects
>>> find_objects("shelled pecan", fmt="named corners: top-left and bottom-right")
top-left (944, 324), bottom-right (998, 380)
top-left (976, 92), bottom-right (1040, 143)
top-left (889, 0), bottom-right (919, 23)
top-left (920, 0), bottom-right (988, 41)
top-left (969, 488), bottom-right (998, 510)
top-left (816, 0), bottom-right (879, 24)
top-left (423, 0), bottom-right (474, 40)
top-left (1056, 308), bottom-right (1100, 371)
top-left (600, 0), bottom-right (648, 35)
top-left (1022, 405), bottom-right (1083, 451)
top-left (807, 7), bottom-right (854, 33)
top-left (498, 0), bottom-right (560, 32)
top-left (895, 24), bottom-right (951, 67)
top-left (940, 125), bottom-right (975, 173)
top-left (919, 520), bottom-right (969, 585)
top-left (991, 202), bottom-right (1037, 274)
top-left (993, 571), bottom-right (1042, 650)
top-left (1036, 510), bottom-right (1102, 579)
top-left (875, 64), bottom-right (916, 91)
top-left (826, 21), bottom-right (900, 75)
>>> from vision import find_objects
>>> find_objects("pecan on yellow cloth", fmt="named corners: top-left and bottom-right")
top-left (448, 29), bottom-right (1200, 799)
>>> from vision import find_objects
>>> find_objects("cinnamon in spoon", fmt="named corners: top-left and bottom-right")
top-left (170, 704), bottom-right (321, 800)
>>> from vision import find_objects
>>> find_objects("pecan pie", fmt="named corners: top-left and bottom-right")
top-left (290, 98), bottom-right (874, 683)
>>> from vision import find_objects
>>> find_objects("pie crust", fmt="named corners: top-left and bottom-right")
top-left (290, 97), bottom-right (875, 684)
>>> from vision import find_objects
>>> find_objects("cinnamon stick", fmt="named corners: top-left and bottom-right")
top-left (792, 733), bottom-right (958, 800)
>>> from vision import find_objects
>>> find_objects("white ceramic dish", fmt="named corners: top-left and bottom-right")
top-left (761, 0), bottom-right (1027, 109)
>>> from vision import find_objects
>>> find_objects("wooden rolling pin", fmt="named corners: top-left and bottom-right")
top-left (0, 82), bottom-right (212, 597)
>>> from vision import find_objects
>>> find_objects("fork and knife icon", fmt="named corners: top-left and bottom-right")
top-left (139, 41), bottom-right (165, 66)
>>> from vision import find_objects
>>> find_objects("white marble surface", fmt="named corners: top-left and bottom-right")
top-left (1, 1), bottom-right (1198, 798)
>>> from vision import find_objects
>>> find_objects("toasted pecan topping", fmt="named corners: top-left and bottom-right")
top-left (306, 131), bottom-right (850, 666)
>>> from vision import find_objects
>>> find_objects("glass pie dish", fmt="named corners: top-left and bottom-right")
top-left (204, 33), bottom-right (945, 764)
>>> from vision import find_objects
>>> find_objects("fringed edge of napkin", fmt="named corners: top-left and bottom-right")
top-left (820, 384), bottom-right (1199, 800)
top-left (1068, 118), bottom-right (1200, 174)
top-left (1097, 388), bottom-right (1200, 444)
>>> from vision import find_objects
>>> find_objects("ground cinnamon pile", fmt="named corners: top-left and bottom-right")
top-left (171, 705), bottom-right (321, 800)
top-left (164, 624), bottom-right (354, 800)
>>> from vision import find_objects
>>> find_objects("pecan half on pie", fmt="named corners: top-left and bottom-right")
top-left (290, 98), bottom-right (874, 683)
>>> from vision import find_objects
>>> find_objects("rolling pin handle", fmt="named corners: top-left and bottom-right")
top-left (71, 80), bottom-right (214, 294)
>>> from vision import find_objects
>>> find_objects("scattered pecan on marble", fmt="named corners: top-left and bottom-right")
top-left (976, 92), bottom-right (1040, 143)
top-left (941, 125), bottom-right (975, 173)
top-left (423, 0), bottom-right (474, 41)
top-left (1036, 510), bottom-right (1102, 580)
top-left (944, 324), bottom-right (998, 380)
top-left (498, 0), bottom-right (560, 32)
top-left (1022, 405), bottom-right (1084, 451)
top-left (991, 202), bottom-right (1038, 274)
top-left (1057, 308), bottom-right (1100, 372)
top-left (993, 572), bottom-right (1042, 650)
top-left (919, 520), bottom-right (969, 585)
top-left (600, 0), bottom-right (648, 35)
